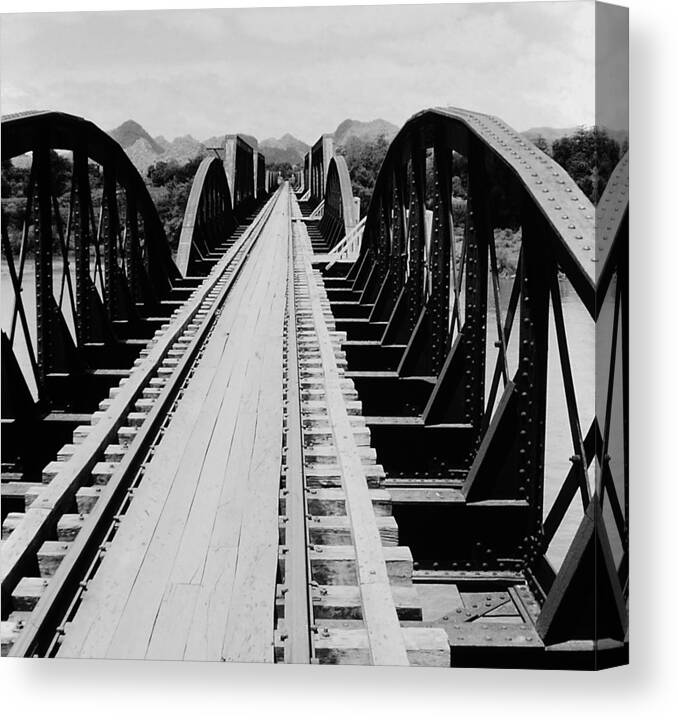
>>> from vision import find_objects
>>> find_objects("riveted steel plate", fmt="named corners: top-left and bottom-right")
top-left (595, 151), bottom-right (628, 282)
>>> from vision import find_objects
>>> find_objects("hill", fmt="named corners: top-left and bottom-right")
top-left (261, 133), bottom-right (309, 155)
top-left (202, 134), bottom-right (225, 150)
top-left (108, 120), bottom-right (207, 174)
top-left (158, 134), bottom-right (205, 164)
top-left (109, 119), bottom-right (165, 155)
top-left (259, 133), bottom-right (309, 166)
top-left (260, 146), bottom-right (303, 166)
top-left (333, 118), bottom-right (398, 147)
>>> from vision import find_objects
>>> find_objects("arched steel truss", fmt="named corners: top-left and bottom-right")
top-left (310, 134), bottom-right (334, 205)
top-left (256, 152), bottom-right (266, 199)
top-left (303, 152), bottom-right (310, 194)
top-left (328, 107), bottom-right (628, 654)
top-left (175, 156), bottom-right (237, 277)
top-left (1, 111), bottom-right (191, 477)
top-left (319, 155), bottom-right (358, 249)
top-left (222, 135), bottom-right (256, 218)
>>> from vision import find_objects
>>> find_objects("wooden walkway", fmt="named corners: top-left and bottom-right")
top-left (58, 190), bottom-right (289, 662)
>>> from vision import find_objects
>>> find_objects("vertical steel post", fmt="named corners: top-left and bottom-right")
top-left (430, 133), bottom-right (452, 373)
top-left (517, 204), bottom-right (551, 560)
top-left (73, 145), bottom-right (92, 344)
top-left (406, 133), bottom-right (426, 334)
top-left (462, 139), bottom-right (489, 434)
top-left (33, 140), bottom-right (54, 382)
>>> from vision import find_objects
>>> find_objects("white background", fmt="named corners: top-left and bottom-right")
top-left (1, 1), bottom-right (675, 717)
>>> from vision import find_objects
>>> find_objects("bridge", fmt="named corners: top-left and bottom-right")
top-left (0, 108), bottom-right (628, 668)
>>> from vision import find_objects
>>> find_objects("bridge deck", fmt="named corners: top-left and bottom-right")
top-left (58, 192), bottom-right (289, 661)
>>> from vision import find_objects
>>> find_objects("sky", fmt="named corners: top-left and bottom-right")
top-left (0, 2), bottom-right (620, 145)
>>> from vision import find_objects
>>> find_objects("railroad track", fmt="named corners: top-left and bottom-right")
top-left (2, 183), bottom-right (449, 665)
top-left (1, 187), bottom-right (283, 657)
top-left (275, 191), bottom-right (449, 665)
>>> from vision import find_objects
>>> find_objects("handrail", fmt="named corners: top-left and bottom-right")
top-left (326, 216), bottom-right (366, 269)
top-left (175, 156), bottom-right (236, 277)
top-left (308, 199), bottom-right (324, 219)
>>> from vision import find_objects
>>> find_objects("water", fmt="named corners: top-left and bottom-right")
top-left (1, 261), bottom-right (603, 570)
top-left (485, 277), bottom-right (596, 569)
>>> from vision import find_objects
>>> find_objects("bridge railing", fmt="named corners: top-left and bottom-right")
top-left (310, 134), bottom-right (334, 205)
top-left (326, 216), bottom-right (366, 267)
top-left (1, 112), bottom-right (181, 413)
top-left (337, 107), bottom-right (628, 648)
top-left (175, 156), bottom-right (237, 277)
top-left (1, 111), bottom-right (250, 487)
top-left (303, 151), bottom-right (310, 195)
top-left (256, 152), bottom-right (266, 200)
top-left (319, 155), bottom-right (360, 249)
top-left (221, 135), bottom-right (256, 218)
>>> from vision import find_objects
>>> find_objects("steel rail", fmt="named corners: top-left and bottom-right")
top-left (43, 310), bottom-right (223, 658)
top-left (4, 188), bottom-right (284, 656)
top-left (281, 186), bottom-right (315, 663)
top-left (293, 205), bottom-right (410, 666)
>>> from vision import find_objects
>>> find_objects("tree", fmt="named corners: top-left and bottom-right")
top-left (1, 159), bottom-right (30, 198)
top-left (144, 155), bottom-right (205, 252)
top-left (532, 134), bottom-right (551, 155)
top-left (266, 161), bottom-right (293, 178)
top-left (336, 134), bottom-right (390, 217)
top-left (552, 127), bottom-right (621, 204)
top-left (147, 155), bottom-right (203, 187)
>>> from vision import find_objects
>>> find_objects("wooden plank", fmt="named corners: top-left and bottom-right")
top-left (183, 547), bottom-right (238, 661)
top-left (163, 196), bottom-right (285, 660)
top-left (294, 213), bottom-right (410, 666)
top-left (57, 223), bottom-right (271, 659)
top-left (220, 193), bottom-right (288, 663)
top-left (104, 217), bottom-right (281, 660)
top-left (313, 626), bottom-right (449, 666)
top-left (184, 204), bottom-right (286, 661)
top-left (58, 335), bottom-right (230, 658)
top-left (183, 266), bottom-right (276, 658)
top-left (2, 225), bottom-right (245, 592)
top-left (145, 583), bottom-right (201, 660)
top-left (3, 192), bottom-right (280, 614)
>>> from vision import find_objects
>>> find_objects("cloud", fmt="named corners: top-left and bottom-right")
top-left (1, 3), bottom-right (597, 142)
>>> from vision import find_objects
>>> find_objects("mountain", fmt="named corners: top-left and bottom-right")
top-left (202, 134), bottom-right (225, 149)
top-left (158, 134), bottom-right (205, 165)
top-left (121, 138), bottom-right (165, 174)
top-left (522, 125), bottom-right (629, 151)
top-left (333, 118), bottom-right (399, 147)
top-left (260, 146), bottom-right (303, 166)
top-left (257, 134), bottom-right (308, 166)
top-left (109, 120), bottom-right (165, 155)
top-left (261, 133), bottom-right (309, 156)
top-left (108, 120), bottom-right (207, 173)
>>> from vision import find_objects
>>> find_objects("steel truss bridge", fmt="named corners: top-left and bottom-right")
top-left (1, 108), bottom-right (628, 668)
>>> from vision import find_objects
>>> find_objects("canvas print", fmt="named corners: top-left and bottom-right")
top-left (0, 2), bottom-right (628, 669)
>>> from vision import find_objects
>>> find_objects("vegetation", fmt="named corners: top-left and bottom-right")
top-left (147, 156), bottom-right (202, 188)
top-left (552, 127), bottom-right (621, 204)
top-left (146, 156), bottom-right (204, 251)
top-left (1, 127), bottom-right (624, 272)
top-left (1, 153), bottom-right (102, 253)
top-left (335, 127), bottom-right (623, 275)
top-left (336, 134), bottom-right (390, 218)
top-left (266, 161), bottom-right (293, 179)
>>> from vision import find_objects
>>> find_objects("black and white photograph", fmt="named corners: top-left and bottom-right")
top-left (1, 0), bottom-right (630, 678)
